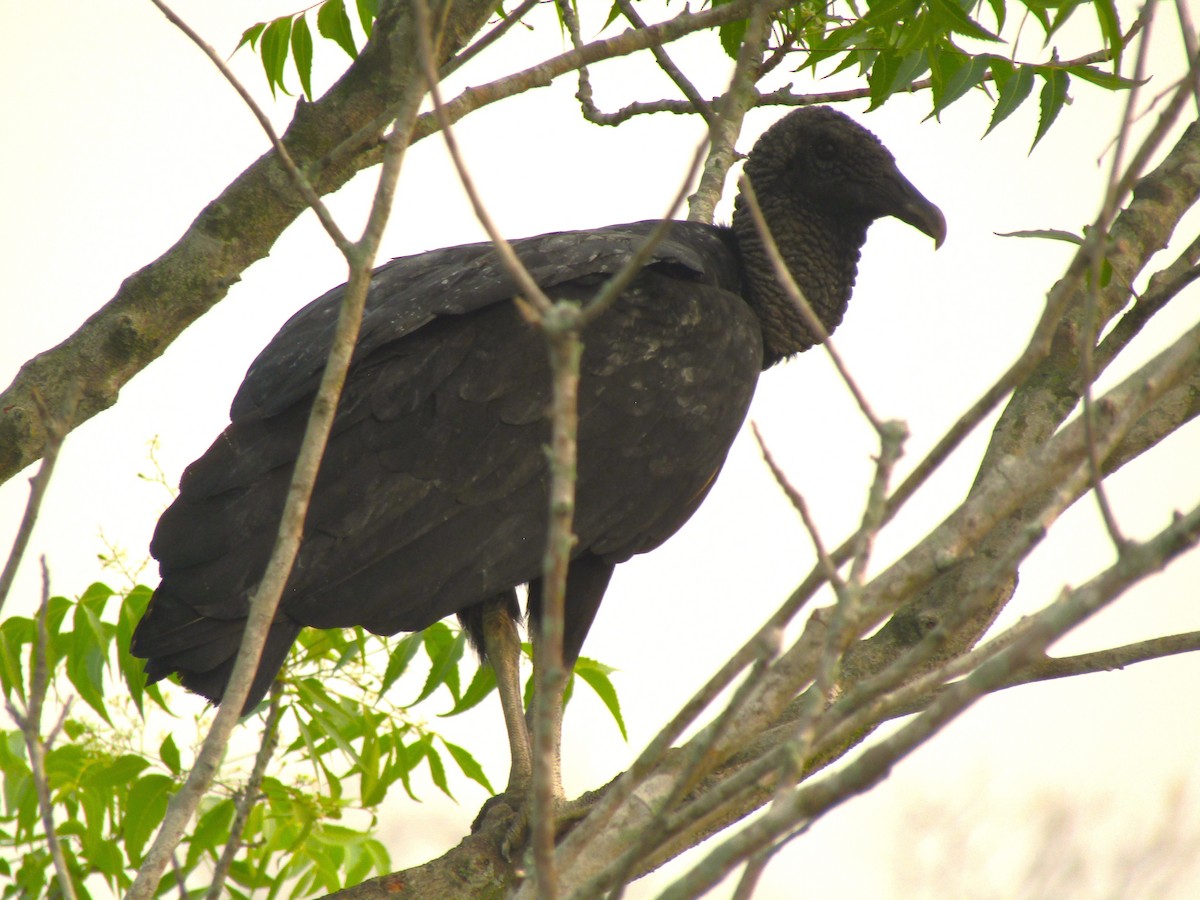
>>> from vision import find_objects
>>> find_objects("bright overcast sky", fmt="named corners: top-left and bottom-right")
top-left (2, 1), bottom-right (1199, 896)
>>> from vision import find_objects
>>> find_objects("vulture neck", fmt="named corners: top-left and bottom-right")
top-left (731, 192), bottom-right (868, 368)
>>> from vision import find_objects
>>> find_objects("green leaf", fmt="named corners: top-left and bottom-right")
top-left (0, 624), bottom-right (27, 704)
top-left (862, 0), bottom-right (920, 28)
top-left (84, 753), bottom-right (150, 791)
top-left (317, 0), bottom-right (358, 59)
top-left (719, 18), bottom-right (746, 61)
top-left (292, 14), bottom-right (315, 100)
top-left (294, 682), bottom-right (362, 765)
top-left (926, 0), bottom-right (1002, 41)
top-left (985, 61), bottom-right (1035, 135)
top-left (1032, 67), bottom-right (1070, 150)
top-left (118, 585), bottom-right (155, 716)
top-left (442, 661), bottom-right (496, 716)
top-left (441, 738), bottom-right (495, 793)
top-left (188, 799), bottom-right (235, 868)
top-left (356, 0), bottom-right (379, 37)
top-left (574, 658), bottom-right (627, 740)
top-left (159, 733), bottom-right (182, 776)
top-left (123, 774), bottom-right (174, 864)
top-left (380, 633), bottom-right (422, 694)
top-left (411, 624), bottom-right (466, 706)
top-left (1020, 0), bottom-right (1051, 32)
top-left (986, 0), bottom-right (1006, 32)
top-left (67, 627), bottom-right (111, 724)
top-left (892, 50), bottom-right (929, 92)
top-left (236, 22), bottom-right (267, 53)
top-left (930, 50), bottom-right (991, 116)
top-left (867, 50), bottom-right (901, 111)
top-left (1093, 0), bottom-right (1122, 70)
top-left (1046, 0), bottom-right (1084, 41)
top-left (360, 725), bottom-right (383, 806)
top-left (1067, 63), bottom-right (1142, 90)
top-left (260, 17), bottom-right (294, 97)
top-left (995, 227), bottom-right (1083, 244)
top-left (421, 738), bottom-right (451, 798)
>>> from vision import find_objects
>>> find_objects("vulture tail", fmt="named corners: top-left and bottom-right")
top-left (130, 587), bottom-right (302, 715)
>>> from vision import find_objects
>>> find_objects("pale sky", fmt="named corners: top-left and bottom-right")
top-left (2, 2), bottom-right (1199, 896)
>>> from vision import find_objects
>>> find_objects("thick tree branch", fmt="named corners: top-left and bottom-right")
top-left (0, 0), bottom-right (501, 487)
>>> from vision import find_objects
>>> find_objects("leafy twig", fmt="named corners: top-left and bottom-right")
top-left (5, 558), bottom-right (78, 900)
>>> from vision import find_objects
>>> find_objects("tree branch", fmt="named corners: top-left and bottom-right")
top-left (0, 383), bottom-right (79, 616)
top-left (0, 0), bottom-right (501, 487)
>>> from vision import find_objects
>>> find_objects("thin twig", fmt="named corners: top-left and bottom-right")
top-left (591, 653), bottom-right (781, 900)
top-left (567, 36), bottom-right (1134, 127)
top-left (614, 0), bottom-right (717, 126)
top-left (147, 0), bottom-right (353, 256)
top-left (737, 174), bottom-right (883, 432)
top-left (1174, 0), bottom-right (1200, 115)
top-left (440, 0), bottom-right (541, 79)
top-left (0, 382), bottom-right (79, 616)
top-left (1095, 234), bottom-right (1200, 370)
top-left (577, 135), bottom-right (711, 327)
top-left (5, 559), bottom-right (78, 900)
top-left (204, 684), bottom-right (285, 900)
top-left (751, 422), bottom-right (844, 592)
top-left (1080, 3), bottom-right (1159, 552)
top-left (125, 4), bottom-right (426, 896)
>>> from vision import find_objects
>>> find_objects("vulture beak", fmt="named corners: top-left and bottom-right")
top-left (887, 171), bottom-right (947, 249)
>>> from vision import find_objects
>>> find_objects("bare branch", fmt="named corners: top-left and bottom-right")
top-left (0, 382), bottom-right (79, 616)
top-left (570, 38), bottom-right (1132, 126)
top-left (0, 0), bottom-right (499, 487)
top-left (660, 501), bottom-right (1200, 900)
top-left (125, 4), bottom-right (433, 894)
top-left (689, 1), bottom-right (773, 224)
top-left (615, 0), bottom-right (717, 126)
top-left (204, 684), bottom-right (285, 900)
top-left (440, 0), bottom-right (540, 79)
top-left (1096, 233), bottom-right (1200, 371)
top-left (751, 422), bottom-right (844, 593)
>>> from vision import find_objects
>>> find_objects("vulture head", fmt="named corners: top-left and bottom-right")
top-left (732, 107), bottom-right (946, 364)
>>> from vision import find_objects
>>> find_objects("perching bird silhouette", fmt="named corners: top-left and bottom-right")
top-left (131, 106), bottom-right (945, 811)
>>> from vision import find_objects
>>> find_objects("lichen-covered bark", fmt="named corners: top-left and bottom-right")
top-left (0, 0), bottom-right (501, 485)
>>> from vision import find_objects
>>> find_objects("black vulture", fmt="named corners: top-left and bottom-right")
top-left (131, 107), bottom-right (944, 801)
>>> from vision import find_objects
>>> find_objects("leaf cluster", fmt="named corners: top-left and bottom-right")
top-left (237, 0), bottom-right (380, 99)
top-left (237, 0), bottom-right (1138, 151)
top-left (769, 0), bottom-right (1135, 147)
top-left (0, 581), bottom-right (625, 896)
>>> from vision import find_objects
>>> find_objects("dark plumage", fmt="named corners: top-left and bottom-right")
top-left (131, 108), bottom-right (943, 782)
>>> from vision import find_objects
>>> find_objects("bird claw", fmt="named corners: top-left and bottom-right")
top-left (471, 789), bottom-right (596, 861)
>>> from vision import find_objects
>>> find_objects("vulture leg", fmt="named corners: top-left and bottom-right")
top-left (479, 590), bottom-right (533, 792)
top-left (526, 553), bottom-right (615, 805)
